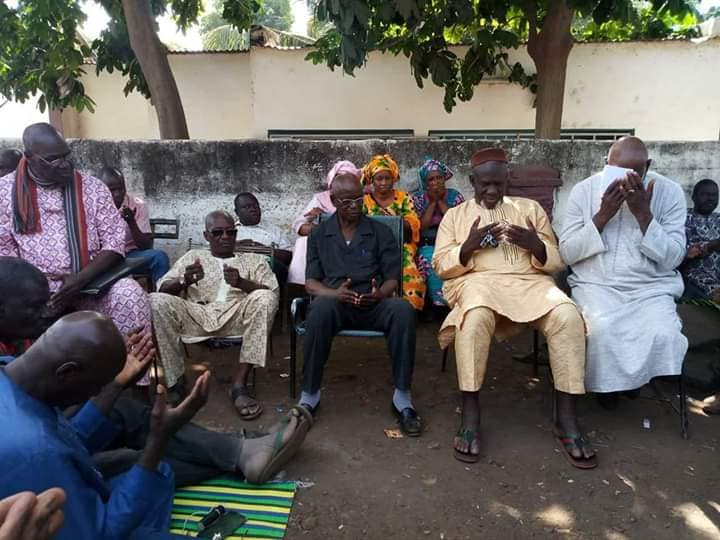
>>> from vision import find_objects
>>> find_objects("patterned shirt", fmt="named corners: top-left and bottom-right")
top-left (120, 192), bottom-right (151, 252)
top-left (157, 248), bottom-right (278, 305)
top-left (683, 209), bottom-right (720, 297)
top-left (0, 172), bottom-right (125, 293)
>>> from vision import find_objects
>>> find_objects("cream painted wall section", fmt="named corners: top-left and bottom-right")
top-left (62, 39), bottom-right (720, 141)
top-left (169, 53), bottom-right (253, 139)
top-left (249, 47), bottom-right (536, 138)
top-left (67, 70), bottom-right (157, 139)
top-left (562, 41), bottom-right (720, 140)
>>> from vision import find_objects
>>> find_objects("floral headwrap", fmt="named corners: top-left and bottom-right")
top-left (361, 154), bottom-right (400, 186)
top-left (417, 158), bottom-right (453, 191)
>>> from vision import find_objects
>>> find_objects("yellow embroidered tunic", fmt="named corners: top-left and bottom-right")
top-left (432, 196), bottom-right (575, 347)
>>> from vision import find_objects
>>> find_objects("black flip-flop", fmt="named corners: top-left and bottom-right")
top-left (453, 429), bottom-right (481, 463)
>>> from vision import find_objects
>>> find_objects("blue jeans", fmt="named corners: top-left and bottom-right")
top-left (127, 249), bottom-right (171, 284)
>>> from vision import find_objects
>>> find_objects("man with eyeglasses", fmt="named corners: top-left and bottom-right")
top-left (559, 136), bottom-right (688, 410)
top-left (0, 123), bottom-right (151, 356)
top-left (300, 174), bottom-right (422, 436)
top-left (151, 210), bottom-right (278, 419)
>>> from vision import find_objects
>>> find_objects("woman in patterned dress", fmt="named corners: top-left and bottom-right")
top-left (361, 154), bottom-right (426, 310)
top-left (412, 158), bottom-right (465, 307)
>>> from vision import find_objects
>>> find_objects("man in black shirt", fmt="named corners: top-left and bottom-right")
top-left (300, 174), bottom-right (422, 436)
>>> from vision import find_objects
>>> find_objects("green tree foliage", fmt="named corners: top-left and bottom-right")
top-left (0, 1), bottom-right (94, 113)
top-left (306, 0), bottom-right (698, 137)
top-left (258, 0), bottom-right (294, 30)
top-left (0, 0), bottom-right (259, 112)
top-left (201, 0), bottom-right (295, 51)
top-left (574, 6), bottom-right (700, 41)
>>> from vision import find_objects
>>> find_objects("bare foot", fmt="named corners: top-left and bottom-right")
top-left (554, 417), bottom-right (595, 460)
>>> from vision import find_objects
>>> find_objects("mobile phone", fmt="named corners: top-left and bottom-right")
top-left (198, 507), bottom-right (248, 538)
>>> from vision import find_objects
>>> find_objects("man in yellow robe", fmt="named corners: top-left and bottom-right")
top-left (433, 148), bottom-right (596, 469)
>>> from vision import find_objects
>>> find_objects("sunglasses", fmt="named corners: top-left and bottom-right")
top-left (35, 153), bottom-right (74, 170)
top-left (337, 196), bottom-right (364, 208)
top-left (209, 228), bottom-right (238, 238)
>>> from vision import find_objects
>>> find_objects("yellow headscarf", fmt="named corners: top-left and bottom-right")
top-left (361, 154), bottom-right (400, 186)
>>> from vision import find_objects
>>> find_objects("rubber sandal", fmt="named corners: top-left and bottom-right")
top-left (230, 386), bottom-right (263, 421)
top-left (453, 429), bottom-right (481, 463)
top-left (298, 401), bottom-right (320, 423)
top-left (248, 414), bottom-right (310, 484)
top-left (290, 404), bottom-right (314, 427)
top-left (553, 427), bottom-right (598, 470)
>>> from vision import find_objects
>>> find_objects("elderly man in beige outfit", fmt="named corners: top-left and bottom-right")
top-left (433, 148), bottom-right (595, 469)
top-left (151, 210), bottom-right (278, 420)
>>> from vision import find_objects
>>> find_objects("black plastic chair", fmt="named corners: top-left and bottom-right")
top-left (288, 214), bottom-right (403, 398)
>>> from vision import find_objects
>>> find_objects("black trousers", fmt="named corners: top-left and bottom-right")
top-left (302, 296), bottom-right (416, 394)
top-left (92, 397), bottom-right (242, 487)
top-left (273, 260), bottom-right (289, 289)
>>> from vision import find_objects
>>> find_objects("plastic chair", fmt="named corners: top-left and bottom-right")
top-left (287, 214), bottom-right (403, 398)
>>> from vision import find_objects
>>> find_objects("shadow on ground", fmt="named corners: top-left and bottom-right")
top-left (187, 319), bottom-right (719, 540)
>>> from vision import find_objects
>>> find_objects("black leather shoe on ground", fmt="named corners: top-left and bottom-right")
top-left (392, 404), bottom-right (423, 437)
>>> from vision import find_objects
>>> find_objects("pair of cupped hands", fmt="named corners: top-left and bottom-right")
top-left (183, 258), bottom-right (243, 288)
top-left (465, 216), bottom-right (543, 253)
top-left (334, 278), bottom-right (385, 307)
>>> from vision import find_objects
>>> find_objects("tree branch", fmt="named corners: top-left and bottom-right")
top-left (526, 0), bottom-right (538, 48)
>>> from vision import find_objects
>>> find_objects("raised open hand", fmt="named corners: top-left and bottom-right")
top-left (622, 171), bottom-right (655, 219)
top-left (183, 258), bottom-right (204, 286)
top-left (223, 265), bottom-right (242, 288)
top-left (148, 371), bottom-right (211, 444)
top-left (114, 332), bottom-right (155, 388)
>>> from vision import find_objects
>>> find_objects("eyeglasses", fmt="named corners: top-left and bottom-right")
top-left (36, 153), bottom-right (74, 170)
top-left (336, 196), bottom-right (364, 208)
top-left (209, 228), bottom-right (238, 238)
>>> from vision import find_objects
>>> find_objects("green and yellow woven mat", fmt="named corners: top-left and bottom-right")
top-left (170, 477), bottom-right (296, 539)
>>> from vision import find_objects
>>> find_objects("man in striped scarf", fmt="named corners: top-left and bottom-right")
top-left (0, 123), bottom-right (151, 364)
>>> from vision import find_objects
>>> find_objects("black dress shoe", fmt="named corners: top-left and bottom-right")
top-left (392, 404), bottom-right (423, 437)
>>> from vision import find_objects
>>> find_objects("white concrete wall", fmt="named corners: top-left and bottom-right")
top-left (55, 38), bottom-right (720, 141)
top-left (0, 137), bottom-right (711, 262)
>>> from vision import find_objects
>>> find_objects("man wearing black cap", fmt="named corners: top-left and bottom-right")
top-left (433, 148), bottom-right (595, 469)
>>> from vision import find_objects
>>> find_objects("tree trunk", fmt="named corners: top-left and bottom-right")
top-left (121, 0), bottom-right (189, 139)
top-left (526, 0), bottom-right (574, 139)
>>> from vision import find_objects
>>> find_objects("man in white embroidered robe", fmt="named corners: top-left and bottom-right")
top-left (559, 137), bottom-right (688, 407)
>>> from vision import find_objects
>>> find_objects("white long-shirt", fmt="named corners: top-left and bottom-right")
top-left (558, 171), bottom-right (688, 392)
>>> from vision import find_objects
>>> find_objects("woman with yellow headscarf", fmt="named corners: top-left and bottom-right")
top-left (362, 154), bottom-right (426, 310)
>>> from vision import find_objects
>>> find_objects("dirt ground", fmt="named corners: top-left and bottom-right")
top-left (188, 320), bottom-right (720, 540)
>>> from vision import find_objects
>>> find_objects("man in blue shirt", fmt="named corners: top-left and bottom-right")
top-left (0, 310), bottom-right (197, 539)
top-left (0, 258), bottom-right (311, 539)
